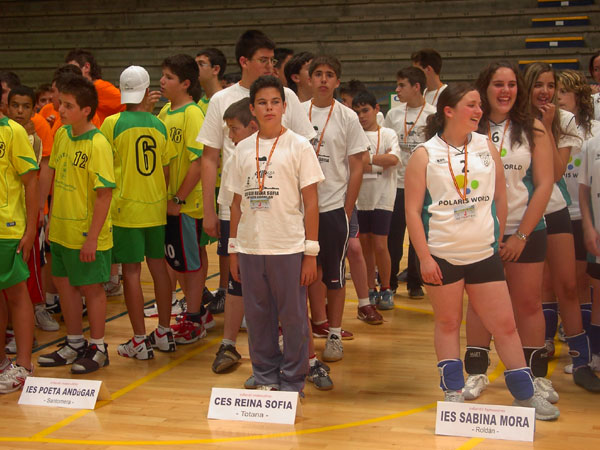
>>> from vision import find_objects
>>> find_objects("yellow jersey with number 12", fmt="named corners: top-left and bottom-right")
top-left (101, 111), bottom-right (176, 228)
top-left (49, 126), bottom-right (116, 250)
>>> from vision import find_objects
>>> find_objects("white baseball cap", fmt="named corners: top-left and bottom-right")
top-left (120, 65), bottom-right (150, 104)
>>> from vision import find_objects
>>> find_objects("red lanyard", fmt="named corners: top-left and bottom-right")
top-left (487, 119), bottom-right (510, 153)
top-left (445, 137), bottom-right (469, 201)
top-left (404, 101), bottom-right (426, 144)
top-left (255, 128), bottom-right (284, 193)
top-left (308, 100), bottom-right (335, 156)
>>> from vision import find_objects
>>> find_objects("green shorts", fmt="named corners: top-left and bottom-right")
top-left (50, 242), bottom-right (111, 286)
top-left (200, 229), bottom-right (217, 247)
top-left (112, 225), bottom-right (165, 263)
top-left (0, 239), bottom-right (30, 290)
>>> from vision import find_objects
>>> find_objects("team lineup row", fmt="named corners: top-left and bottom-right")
top-left (2, 29), bottom-right (600, 424)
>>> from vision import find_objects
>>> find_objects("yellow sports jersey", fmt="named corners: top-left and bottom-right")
top-left (101, 111), bottom-right (176, 228)
top-left (198, 96), bottom-right (210, 116)
top-left (0, 117), bottom-right (39, 239)
top-left (49, 126), bottom-right (116, 250)
top-left (158, 102), bottom-right (204, 219)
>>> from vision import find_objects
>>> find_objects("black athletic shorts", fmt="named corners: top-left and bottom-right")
top-left (571, 220), bottom-right (587, 261)
top-left (228, 271), bottom-right (243, 296)
top-left (318, 207), bottom-right (349, 289)
top-left (217, 219), bottom-right (230, 257)
top-left (544, 207), bottom-right (573, 235)
top-left (502, 229), bottom-right (547, 263)
top-left (421, 253), bottom-right (505, 286)
top-left (357, 209), bottom-right (393, 236)
top-left (165, 214), bottom-right (203, 273)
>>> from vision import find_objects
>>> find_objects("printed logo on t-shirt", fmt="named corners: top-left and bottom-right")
top-left (477, 152), bottom-right (491, 167)
top-left (6, 221), bottom-right (16, 227)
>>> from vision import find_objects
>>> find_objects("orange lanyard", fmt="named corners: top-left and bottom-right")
top-left (255, 128), bottom-right (284, 193)
top-left (487, 119), bottom-right (510, 153)
top-left (403, 102), bottom-right (426, 144)
top-left (445, 137), bottom-right (469, 201)
top-left (308, 100), bottom-right (335, 156)
top-left (428, 84), bottom-right (443, 105)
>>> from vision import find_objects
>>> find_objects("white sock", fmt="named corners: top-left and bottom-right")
top-left (45, 292), bottom-right (58, 304)
top-left (222, 338), bottom-right (236, 347)
top-left (157, 324), bottom-right (171, 335)
top-left (328, 327), bottom-right (341, 339)
top-left (358, 297), bottom-right (370, 307)
top-left (171, 291), bottom-right (177, 303)
top-left (309, 356), bottom-right (318, 367)
top-left (313, 319), bottom-right (327, 326)
top-left (133, 335), bottom-right (146, 344)
top-left (89, 338), bottom-right (105, 352)
top-left (67, 335), bottom-right (85, 348)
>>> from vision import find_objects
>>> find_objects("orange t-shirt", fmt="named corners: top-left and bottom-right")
top-left (31, 113), bottom-right (54, 157)
top-left (39, 103), bottom-right (102, 136)
top-left (94, 79), bottom-right (125, 124)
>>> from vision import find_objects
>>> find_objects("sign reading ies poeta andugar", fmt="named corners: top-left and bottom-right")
top-left (435, 401), bottom-right (535, 442)
top-left (208, 387), bottom-right (302, 425)
top-left (18, 377), bottom-right (110, 409)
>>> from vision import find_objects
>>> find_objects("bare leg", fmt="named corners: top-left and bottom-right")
top-left (4, 282), bottom-right (34, 369)
top-left (79, 283), bottom-right (106, 340)
top-left (347, 237), bottom-right (369, 299)
top-left (358, 234), bottom-right (376, 290)
top-left (53, 276), bottom-right (83, 335)
top-left (146, 258), bottom-right (172, 329)
top-left (122, 263), bottom-right (145, 335)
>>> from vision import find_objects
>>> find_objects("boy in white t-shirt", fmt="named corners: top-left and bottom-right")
top-left (304, 55), bottom-right (370, 362)
top-left (353, 90), bottom-right (400, 312)
top-left (227, 75), bottom-right (324, 392)
top-left (384, 67), bottom-right (435, 299)
top-left (411, 49), bottom-right (447, 107)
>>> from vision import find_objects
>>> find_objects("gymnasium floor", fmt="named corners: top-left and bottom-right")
top-left (0, 245), bottom-right (597, 449)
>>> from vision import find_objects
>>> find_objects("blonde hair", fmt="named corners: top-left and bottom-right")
top-left (557, 69), bottom-right (594, 137)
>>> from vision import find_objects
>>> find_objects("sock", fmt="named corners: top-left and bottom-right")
top-left (188, 311), bottom-right (203, 324)
top-left (133, 335), bottom-right (146, 345)
top-left (437, 359), bottom-right (464, 391)
top-left (358, 297), bottom-right (370, 307)
top-left (312, 319), bottom-right (327, 326)
top-left (45, 292), bottom-right (58, 304)
top-left (222, 338), bottom-right (236, 347)
top-left (523, 347), bottom-right (548, 378)
top-left (504, 367), bottom-right (534, 401)
top-left (157, 324), bottom-right (171, 335)
top-left (566, 331), bottom-right (591, 369)
top-left (542, 302), bottom-right (559, 341)
top-left (67, 335), bottom-right (85, 348)
top-left (328, 327), bottom-right (341, 339)
top-left (589, 323), bottom-right (600, 355)
top-left (581, 303), bottom-right (593, 335)
top-left (89, 337), bottom-right (105, 352)
top-left (110, 274), bottom-right (119, 284)
top-left (16, 364), bottom-right (33, 373)
top-left (309, 355), bottom-right (318, 367)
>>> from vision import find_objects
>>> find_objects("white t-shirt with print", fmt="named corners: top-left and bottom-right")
top-left (423, 84), bottom-right (447, 107)
top-left (302, 99), bottom-right (370, 213)
top-left (225, 129), bottom-right (324, 255)
top-left (356, 127), bottom-right (401, 211)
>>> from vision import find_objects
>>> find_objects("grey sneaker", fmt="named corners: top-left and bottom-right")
top-left (34, 303), bottom-right (60, 331)
top-left (104, 281), bottom-right (123, 297)
top-left (377, 289), bottom-right (394, 310)
top-left (463, 374), bottom-right (489, 400)
top-left (307, 360), bottom-right (333, 390)
top-left (71, 344), bottom-right (109, 374)
top-left (212, 343), bottom-right (241, 373)
top-left (38, 340), bottom-right (87, 366)
top-left (322, 334), bottom-right (343, 362)
top-left (534, 377), bottom-right (559, 404)
top-left (244, 374), bottom-right (257, 389)
top-left (513, 393), bottom-right (560, 421)
top-left (444, 390), bottom-right (464, 402)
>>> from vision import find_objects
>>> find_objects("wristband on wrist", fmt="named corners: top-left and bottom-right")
top-left (304, 240), bottom-right (320, 256)
top-left (369, 153), bottom-right (374, 164)
top-left (228, 238), bottom-right (238, 254)
top-left (515, 230), bottom-right (528, 242)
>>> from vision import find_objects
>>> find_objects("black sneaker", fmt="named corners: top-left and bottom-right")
top-left (573, 365), bottom-right (600, 392)
top-left (38, 340), bottom-right (87, 366)
top-left (45, 295), bottom-right (61, 314)
top-left (397, 269), bottom-right (408, 283)
top-left (212, 343), bottom-right (241, 373)
top-left (307, 360), bottom-right (333, 390)
top-left (71, 344), bottom-right (109, 374)
top-left (409, 287), bottom-right (425, 299)
top-left (202, 287), bottom-right (215, 305)
top-left (208, 290), bottom-right (226, 315)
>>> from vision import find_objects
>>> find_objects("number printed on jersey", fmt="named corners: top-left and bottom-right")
top-left (136, 135), bottom-right (157, 176)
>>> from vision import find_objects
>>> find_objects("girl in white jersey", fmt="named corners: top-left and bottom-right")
top-left (524, 63), bottom-right (600, 392)
top-left (405, 83), bottom-right (558, 420)
top-left (557, 70), bottom-right (600, 355)
top-left (588, 52), bottom-right (600, 121)
top-left (462, 61), bottom-right (554, 403)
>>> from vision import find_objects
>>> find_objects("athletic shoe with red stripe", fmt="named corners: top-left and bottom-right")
top-left (311, 321), bottom-right (354, 340)
top-left (0, 364), bottom-right (32, 394)
top-left (172, 318), bottom-right (206, 344)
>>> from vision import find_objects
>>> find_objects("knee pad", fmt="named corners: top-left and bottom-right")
top-left (566, 331), bottom-right (591, 369)
top-left (590, 324), bottom-right (600, 355)
top-left (464, 346), bottom-right (490, 375)
top-left (581, 303), bottom-right (592, 335)
top-left (504, 367), bottom-right (534, 401)
top-left (437, 359), bottom-right (464, 391)
top-left (542, 302), bottom-right (558, 341)
top-left (523, 347), bottom-right (548, 378)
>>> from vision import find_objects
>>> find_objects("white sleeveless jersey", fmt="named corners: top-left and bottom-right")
top-left (421, 132), bottom-right (499, 265)
top-left (564, 120), bottom-right (600, 220)
top-left (489, 120), bottom-right (544, 235)
top-left (545, 109), bottom-right (582, 215)
top-left (579, 133), bottom-right (600, 263)
top-left (593, 93), bottom-right (600, 121)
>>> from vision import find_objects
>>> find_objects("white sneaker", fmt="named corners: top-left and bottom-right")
top-left (143, 300), bottom-right (184, 318)
top-left (444, 390), bottom-right (464, 402)
top-left (0, 364), bottom-right (32, 394)
top-left (463, 374), bottom-right (489, 400)
top-left (104, 281), bottom-right (123, 297)
top-left (534, 377), bottom-right (559, 404)
top-left (117, 337), bottom-right (154, 360)
top-left (544, 340), bottom-right (555, 358)
top-left (590, 354), bottom-right (600, 372)
top-left (322, 334), bottom-right (343, 362)
top-left (35, 303), bottom-right (60, 331)
top-left (148, 328), bottom-right (176, 352)
top-left (0, 357), bottom-right (11, 374)
top-left (4, 330), bottom-right (16, 354)
top-left (564, 363), bottom-right (573, 374)
top-left (513, 392), bottom-right (560, 421)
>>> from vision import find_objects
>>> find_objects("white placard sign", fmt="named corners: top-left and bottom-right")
top-left (435, 401), bottom-right (535, 442)
top-left (208, 387), bottom-right (302, 425)
top-left (18, 377), bottom-right (110, 409)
